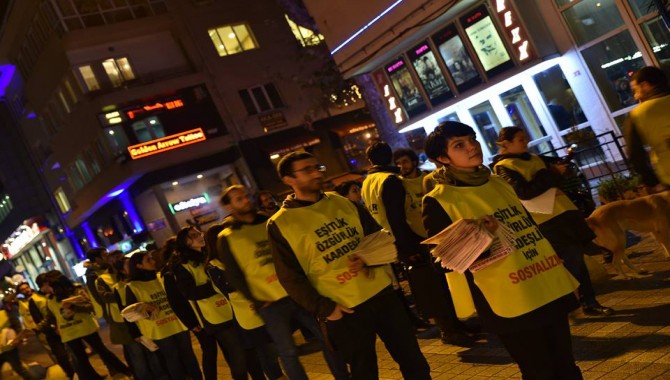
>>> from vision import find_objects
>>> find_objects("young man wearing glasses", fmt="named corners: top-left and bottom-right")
top-left (268, 151), bottom-right (430, 379)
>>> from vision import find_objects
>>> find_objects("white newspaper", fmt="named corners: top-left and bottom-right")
top-left (520, 188), bottom-right (556, 214)
top-left (422, 219), bottom-right (515, 273)
top-left (121, 302), bottom-right (157, 322)
top-left (354, 229), bottom-right (398, 266)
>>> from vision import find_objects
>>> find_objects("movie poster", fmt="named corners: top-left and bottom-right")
top-left (464, 15), bottom-right (511, 72)
top-left (407, 41), bottom-right (452, 105)
top-left (385, 58), bottom-right (427, 117)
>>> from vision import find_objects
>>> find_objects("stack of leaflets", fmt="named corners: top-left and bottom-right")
top-left (121, 302), bottom-right (157, 322)
top-left (422, 219), bottom-right (516, 273)
top-left (353, 229), bottom-right (398, 266)
top-left (520, 188), bottom-right (556, 214)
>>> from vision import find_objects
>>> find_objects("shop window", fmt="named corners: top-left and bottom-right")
top-left (75, 155), bottom-right (92, 184)
top-left (85, 148), bottom-right (101, 176)
top-left (103, 57), bottom-right (136, 87)
top-left (469, 101), bottom-right (503, 155)
top-left (54, 187), bottom-right (71, 214)
top-left (238, 83), bottom-right (285, 115)
top-left (437, 112), bottom-right (460, 124)
top-left (561, 0), bottom-right (624, 46)
top-left (581, 31), bottom-right (645, 111)
top-left (132, 116), bottom-right (166, 142)
top-left (77, 65), bottom-right (100, 92)
top-left (639, 18), bottom-right (670, 68)
top-left (104, 126), bottom-right (130, 157)
top-left (533, 65), bottom-right (587, 131)
top-left (0, 194), bottom-right (13, 222)
top-left (500, 86), bottom-right (553, 154)
top-left (68, 164), bottom-right (84, 190)
top-left (208, 24), bottom-right (258, 57)
top-left (628, 0), bottom-right (655, 18)
top-left (285, 14), bottom-right (324, 47)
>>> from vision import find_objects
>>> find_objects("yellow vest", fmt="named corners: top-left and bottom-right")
top-left (425, 176), bottom-right (578, 318)
top-left (97, 273), bottom-right (125, 323)
top-left (218, 222), bottom-right (288, 302)
top-left (181, 261), bottom-right (234, 326)
top-left (271, 194), bottom-right (391, 308)
top-left (127, 277), bottom-right (186, 340)
top-left (114, 281), bottom-right (128, 307)
top-left (18, 293), bottom-right (45, 331)
top-left (402, 172), bottom-right (428, 237)
top-left (493, 155), bottom-right (577, 224)
top-left (209, 259), bottom-right (265, 330)
top-left (46, 295), bottom-right (99, 343)
top-left (630, 95), bottom-right (670, 185)
top-left (361, 171), bottom-right (396, 232)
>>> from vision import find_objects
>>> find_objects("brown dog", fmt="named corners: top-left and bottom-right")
top-left (586, 191), bottom-right (670, 278)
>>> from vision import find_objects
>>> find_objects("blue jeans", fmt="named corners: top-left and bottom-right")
top-left (257, 297), bottom-right (349, 380)
top-left (123, 341), bottom-right (166, 380)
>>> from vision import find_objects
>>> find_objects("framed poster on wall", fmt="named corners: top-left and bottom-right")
top-left (461, 5), bottom-right (515, 78)
top-left (432, 24), bottom-right (481, 92)
top-left (384, 57), bottom-right (428, 118)
top-left (406, 41), bottom-right (453, 106)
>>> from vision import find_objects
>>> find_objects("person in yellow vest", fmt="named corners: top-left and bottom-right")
top-left (269, 152), bottom-right (430, 379)
top-left (422, 121), bottom-right (582, 379)
top-left (16, 280), bottom-right (74, 378)
top-left (492, 127), bottom-right (613, 316)
top-left (393, 148), bottom-right (429, 238)
top-left (0, 295), bottom-right (37, 380)
top-left (626, 66), bottom-right (670, 191)
top-left (40, 270), bottom-right (130, 380)
top-left (363, 142), bottom-right (472, 345)
top-left (125, 251), bottom-right (203, 380)
top-left (166, 226), bottom-right (250, 380)
top-left (218, 184), bottom-right (348, 380)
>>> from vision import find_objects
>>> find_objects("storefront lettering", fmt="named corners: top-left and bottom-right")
top-left (128, 128), bottom-right (206, 160)
top-left (495, 0), bottom-right (533, 62)
top-left (3, 223), bottom-right (41, 257)
top-left (169, 193), bottom-right (210, 213)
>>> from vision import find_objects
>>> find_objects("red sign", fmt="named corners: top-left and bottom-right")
top-left (127, 128), bottom-right (206, 160)
top-left (126, 98), bottom-right (185, 119)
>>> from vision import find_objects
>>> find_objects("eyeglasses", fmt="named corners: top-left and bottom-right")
top-left (292, 164), bottom-right (326, 175)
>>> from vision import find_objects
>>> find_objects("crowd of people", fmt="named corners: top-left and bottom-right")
top-left (1, 66), bottom-right (668, 380)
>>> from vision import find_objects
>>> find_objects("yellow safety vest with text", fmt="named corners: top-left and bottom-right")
top-left (209, 259), bottom-right (265, 330)
top-left (271, 193), bottom-right (391, 308)
top-left (493, 155), bottom-right (577, 224)
top-left (219, 222), bottom-right (288, 302)
top-left (361, 171), bottom-right (395, 232)
top-left (402, 172), bottom-right (428, 237)
top-left (46, 295), bottom-right (99, 343)
top-left (181, 261), bottom-right (234, 326)
top-left (18, 292), bottom-right (46, 330)
top-left (630, 95), bottom-right (670, 185)
top-left (127, 277), bottom-right (186, 340)
top-left (97, 273), bottom-right (125, 323)
top-left (425, 176), bottom-right (578, 318)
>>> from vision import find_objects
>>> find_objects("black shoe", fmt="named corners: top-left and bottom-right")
top-left (582, 303), bottom-right (614, 316)
top-left (440, 331), bottom-right (476, 347)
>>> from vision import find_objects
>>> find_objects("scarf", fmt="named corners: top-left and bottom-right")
top-left (432, 164), bottom-right (491, 186)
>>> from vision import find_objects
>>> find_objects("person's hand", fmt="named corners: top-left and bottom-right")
top-left (326, 304), bottom-right (354, 321)
top-left (551, 163), bottom-right (569, 175)
top-left (480, 216), bottom-right (499, 233)
top-left (347, 254), bottom-right (365, 274)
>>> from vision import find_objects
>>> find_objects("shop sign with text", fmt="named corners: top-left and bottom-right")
top-left (127, 128), bottom-right (206, 160)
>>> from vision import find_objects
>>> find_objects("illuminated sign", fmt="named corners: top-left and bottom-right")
top-left (127, 128), bottom-right (206, 160)
top-left (126, 98), bottom-right (184, 119)
top-left (494, 0), bottom-right (534, 62)
top-left (372, 69), bottom-right (406, 125)
top-left (3, 223), bottom-right (42, 257)
top-left (406, 41), bottom-right (453, 106)
top-left (461, 5), bottom-right (514, 77)
top-left (384, 57), bottom-right (428, 118)
top-left (168, 193), bottom-right (211, 214)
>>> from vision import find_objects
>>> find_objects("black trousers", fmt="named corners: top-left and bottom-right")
top-left (44, 331), bottom-right (74, 378)
top-left (66, 332), bottom-right (129, 380)
top-left (325, 287), bottom-right (430, 380)
top-left (0, 348), bottom-right (36, 380)
top-left (497, 316), bottom-right (582, 380)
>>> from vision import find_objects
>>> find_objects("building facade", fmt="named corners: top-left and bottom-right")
top-left (304, 0), bottom-right (670, 165)
top-left (0, 0), bottom-right (371, 267)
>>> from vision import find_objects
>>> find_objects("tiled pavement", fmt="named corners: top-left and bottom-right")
top-left (5, 232), bottom-right (670, 379)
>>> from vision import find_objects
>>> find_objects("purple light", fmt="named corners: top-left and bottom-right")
top-left (118, 191), bottom-right (144, 233)
top-left (65, 229), bottom-right (85, 260)
top-left (0, 64), bottom-right (16, 98)
top-left (26, 112), bottom-right (36, 119)
top-left (108, 188), bottom-right (125, 197)
top-left (81, 222), bottom-right (98, 248)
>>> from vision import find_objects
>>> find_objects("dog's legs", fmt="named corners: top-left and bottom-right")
top-left (651, 229), bottom-right (670, 259)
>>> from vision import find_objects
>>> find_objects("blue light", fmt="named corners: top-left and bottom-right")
top-left (65, 229), bottom-right (86, 260)
top-left (118, 191), bottom-right (144, 233)
top-left (26, 112), bottom-right (36, 119)
top-left (108, 188), bottom-right (125, 197)
top-left (330, 0), bottom-right (404, 55)
top-left (81, 222), bottom-right (98, 249)
top-left (0, 64), bottom-right (16, 98)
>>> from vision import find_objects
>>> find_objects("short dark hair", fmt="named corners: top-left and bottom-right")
top-left (255, 190), bottom-right (276, 205)
top-left (220, 185), bottom-right (246, 205)
top-left (424, 121), bottom-right (476, 161)
top-left (35, 273), bottom-right (49, 288)
top-left (277, 152), bottom-right (314, 178)
top-left (393, 148), bottom-right (419, 165)
top-left (366, 141), bottom-right (393, 166)
top-left (496, 126), bottom-right (524, 145)
top-left (128, 251), bottom-right (151, 281)
top-left (632, 66), bottom-right (669, 88)
top-left (335, 181), bottom-right (360, 197)
top-left (15, 282), bottom-right (30, 292)
top-left (86, 247), bottom-right (107, 261)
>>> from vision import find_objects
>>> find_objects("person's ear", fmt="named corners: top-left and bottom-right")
top-left (437, 154), bottom-right (451, 166)
top-left (281, 175), bottom-right (295, 187)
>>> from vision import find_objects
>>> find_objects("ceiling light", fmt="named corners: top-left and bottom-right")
top-left (197, 174), bottom-right (203, 179)
top-left (172, 181), bottom-right (178, 186)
